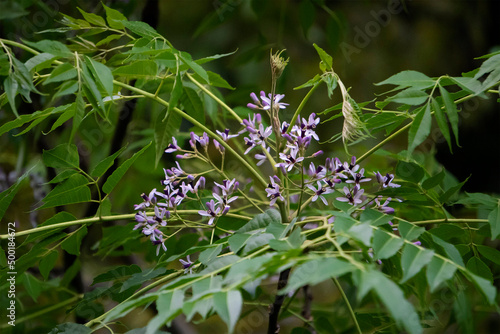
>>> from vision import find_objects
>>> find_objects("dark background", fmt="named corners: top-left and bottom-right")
top-left (2, 0), bottom-right (498, 193)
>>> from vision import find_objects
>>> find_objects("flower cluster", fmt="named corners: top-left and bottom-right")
top-left (132, 89), bottom-right (401, 257)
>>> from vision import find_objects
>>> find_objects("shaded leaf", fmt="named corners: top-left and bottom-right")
top-left (426, 256), bottom-right (456, 292)
top-left (439, 85), bottom-right (460, 146)
top-left (396, 160), bottom-right (425, 183)
top-left (373, 229), bottom-right (404, 259)
top-left (43, 144), bottom-right (79, 169)
top-left (213, 290), bottom-right (242, 334)
top-left (281, 258), bottom-right (356, 294)
top-left (102, 142), bottom-right (152, 194)
top-left (375, 70), bottom-right (434, 89)
top-left (113, 60), bottom-right (158, 78)
top-left (388, 88), bottom-right (428, 105)
top-left (40, 174), bottom-right (91, 209)
top-left (90, 145), bottom-right (127, 178)
top-left (237, 209), bottom-right (281, 233)
top-left (431, 97), bottom-right (452, 151)
top-left (400, 243), bottom-right (434, 283)
top-left (466, 256), bottom-right (493, 281)
top-left (61, 226), bottom-right (88, 256)
top-left (398, 221), bottom-right (425, 241)
top-left (488, 203), bottom-right (500, 240)
top-left (39, 250), bottom-right (59, 280)
top-left (407, 103), bottom-right (432, 156)
top-left (361, 269), bottom-right (423, 334)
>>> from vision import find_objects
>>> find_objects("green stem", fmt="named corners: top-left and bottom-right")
top-left (187, 73), bottom-right (243, 123)
top-left (113, 80), bottom-right (267, 188)
top-left (397, 218), bottom-right (488, 225)
top-left (286, 82), bottom-right (320, 134)
top-left (0, 211), bottom-right (251, 239)
top-left (332, 277), bottom-right (362, 334)
top-left (357, 121), bottom-right (412, 164)
top-left (85, 270), bottom-right (184, 328)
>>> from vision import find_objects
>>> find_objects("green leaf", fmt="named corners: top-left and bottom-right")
top-left (449, 76), bottom-right (483, 95)
top-left (237, 209), bottom-right (281, 233)
top-left (44, 63), bottom-right (77, 84)
top-left (71, 92), bottom-right (85, 142)
top-left (102, 142), bottom-right (152, 194)
top-left (242, 233), bottom-right (274, 254)
top-left (61, 226), bottom-right (88, 256)
top-left (92, 264), bottom-right (142, 285)
top-left (282, 258), bottom-right (356, 294)
top-left (488, 203), bottom-right (500, 240)
top-left (22, 39), bottom-right (73, 58)
top-left (269, 228), bottom-right (305, 251)
top-left (399, 221), bottom-right (425, 241)
top-left (396, 160), bottom-right (425, 183)
top-left (426, 256), bottom-right (457, 292)
top-left (213, 290), bottom-right (242, 334)
top-left (361, 270), bottom-right (423, 334)
top-left (43, 144), bottom-right (79, 169)
top-left (122, 20), bottom-right (162, 38)
top-left (407, 103), bottom-right (432, 156)
top-left (40, 174), bottom-right (91, 209)
top-left (313, 43), bottom-right (333, 71)
top-left (81, 62), bottom-right (104, 115)
top-left (4, 76), bottom-right (19, 117)
top-left (400, 243), bottom-right (434, 283)
top-left (48, 323), bottom-right (92, 334)
top-left (39, 250), bottom-right (59, 280)
top-left (0, 167), bottom-right (31, 221)
top-left (151, 290), bottom-right (184, 329)
top-left (155, 110), bottom-right (182, 167)
top-left (388, 88), bottom-right (429, 105)
top-left (207, 71), bottom-right (234, 89)
top-left (228, 233), bottom-right (252, 254)
top-left (23, 272), bottom-right (42, 302)
top-left (199, 244), bottom-right (223, 265)
top-left (103, 3), bottom-right (127, 29)
top-left (439, 85), bottom-right (460, 146)
top-left (422, 169), bottom-right (445, 190)
top-left (121, 268), bottom-right (167, 292)
top-left (25, 53), bottom-right (58, 72)
top-left (375, 70), bottom-right (434, 89)
top-left (462, 271), bottom-right (496, 305)
top-left (53, 80), bottom-right (78, 100)
top-left (44, 103), bottom-right (76, 135)
top-left (182, 87), bottom-right (205, 125)
top-left (85, 56), bottom-right (114, 96)
top-left (179, 52), bottom-right (210, 83)
top-left (466, 256), bottom-right (493, 281)
top-left (431, 235), bottom-right (464, 267)
top-left (77, 7), bottom-right (106, 27)
top-left (373, 229), bottom-right (404, 260)
top-left (431, 97), bottom-right (452, 151)
top-left (476, 245), bottom-right (500, 265)
top-left (112, 60), bottom-right (158, 78)
top-left (439, 176), bottom-right (470, 203)
top-left (90, 146), bottom-right (127, 178)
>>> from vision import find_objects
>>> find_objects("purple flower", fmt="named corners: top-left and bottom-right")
top-left (307, 181), bottom-right (333, 205)
top-left (198, 199), bottom-right (221, 225)
top-left (165, 136), bottom-right (180, 153)
top-left (372, 196), bottom-right (395, 214)
top-left (306, 162), bottom-right (326, 181)
top-left (346, 168), bottom-right (371, 185)
top-left (214, 178), bottom-right (239, 197)
top-left (179, 255), bottom-right (194, 274)
top-left (255, 147), bottom-right (270, 166)
top-left (344, 156), bottom-right (360, 173)
top-left (277, 147), bottom-right (304, 172)
top-left (375, 172), bottom-right (400, 188)
top-left (248, 91), bottom-right (289, 111)
top-left (134, 189), bottom-right (157, 210)
top-left (216, 129), bottom-right (239, 141)
top-left (266, 176), bottom-right (284, 206)
top-left (336, 185), bottom-right (364, 205)
top-left (213, 139), bottom-right (225, 153)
